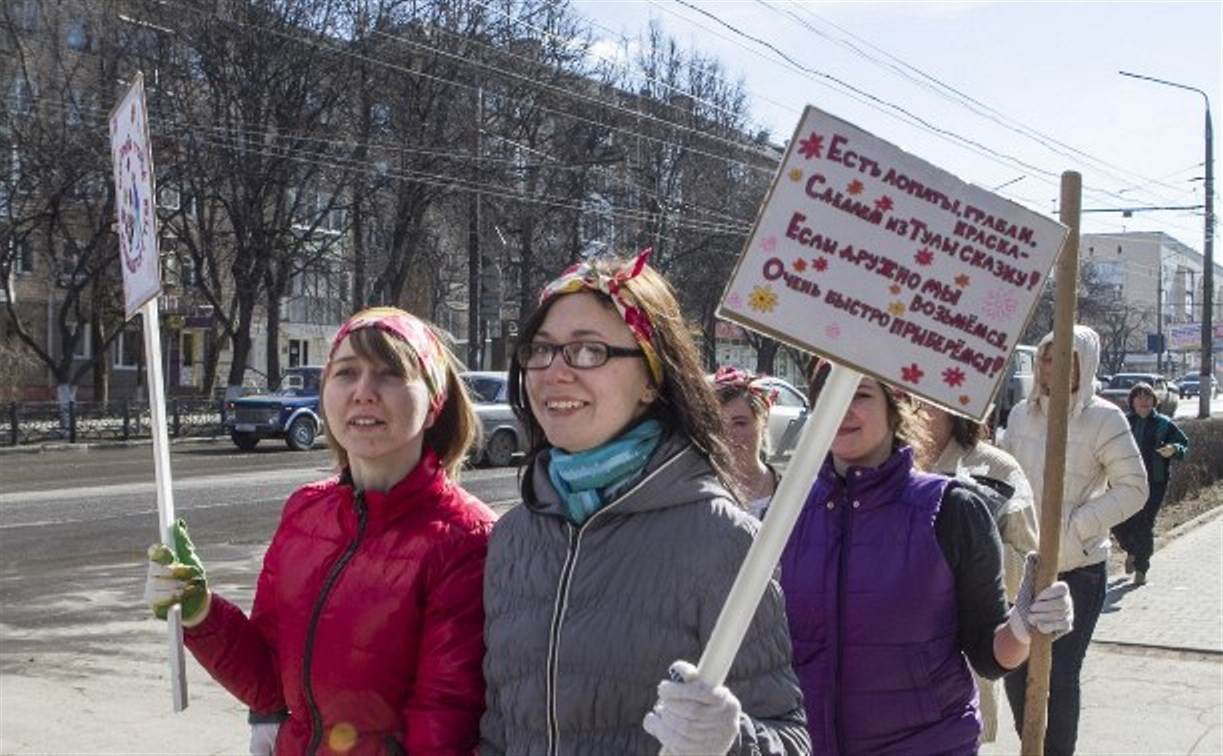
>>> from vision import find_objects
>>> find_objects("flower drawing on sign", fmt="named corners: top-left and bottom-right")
top-left (982, 288), bottom-right (1018, 322)
top-left (798, 131), bottom-right (824, 160)
top-left (748, 285), bottom-right (779, 313)
top-left (942, 366), bottom-right (966, 388)
top-left (789, 168), bottom-right (804, 182)
top-left (761, 235), bottom-right (777, 253)
top-left (874, 195), bottom-right (894, 213)
top-left (954, 273), bottom-right (971, 288)
top-left (847, 179), bottom-right (864, 195)
top-left (793, 258), bottom-right (808, 272)
top-left (726, 292), bottom-right (744, 308)
top-left (888, 301), bottom-right (905, 316)
top-left (914, 248), bottom-right (934, 266)
top-left (825, 323), bottom-right (842, 340)
top-left (813, 257), bottom-right (828, 272)
top-left (959, 395), bottom-right (971, 406)
top-left (889, 284), bottom-right (902, 295)
top-left (901, 363), bottom-right (925, 384)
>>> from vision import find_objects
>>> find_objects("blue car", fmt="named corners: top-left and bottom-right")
top-left (223, 366), bottom-right (325, 451)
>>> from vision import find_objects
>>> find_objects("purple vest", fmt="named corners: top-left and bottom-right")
top-left (780, 448), bottom-right (980, 755)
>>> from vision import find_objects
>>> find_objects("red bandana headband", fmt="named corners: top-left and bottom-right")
top-left (329, 307), bottom-right (449, 415)
top-left (538, 248), bottom-right (663, 384)
top-left (712, 366), bottom-right (779, 408)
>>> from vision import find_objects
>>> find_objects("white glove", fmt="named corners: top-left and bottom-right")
top-left (1008, 552), bottom-right (1074, 644)
top-left (643, 661), bottom-right (741, 756)
top-left (249, 722), bottom-right (279, 755)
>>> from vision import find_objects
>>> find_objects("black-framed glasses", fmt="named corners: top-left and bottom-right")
top-left (516, 341), bottom-right (644, 370)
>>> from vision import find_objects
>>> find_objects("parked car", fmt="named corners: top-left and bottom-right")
top-left (1175, 373), bottom-right (1219, 399)
top-left (992, 344), bottom-right (1037, 428)
top-left (223, 366), bottom-right (324, 451)
top-left (460, 371), bottom-right (525, 467)
top-left (1099, 372), bottom-right (1179, 415)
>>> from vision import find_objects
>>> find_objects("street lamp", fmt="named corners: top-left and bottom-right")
top-left (1120, 70), bottom-right (1214, 418)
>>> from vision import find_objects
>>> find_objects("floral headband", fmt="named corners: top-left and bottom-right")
top-left (712, 366), bottom-right (779, 408)
top-left (538, 248), bottom-right (663, 384)
top-left (329, 307), bottom-right (449, 416)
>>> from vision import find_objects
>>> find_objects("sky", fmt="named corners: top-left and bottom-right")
top-left (570, 0), bottom-right (1222, 251)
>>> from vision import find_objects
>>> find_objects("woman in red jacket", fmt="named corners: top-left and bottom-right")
top-left (146, 307), bottom-right (496, 755)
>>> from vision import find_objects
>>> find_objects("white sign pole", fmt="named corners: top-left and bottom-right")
top-left (109, 73), bottom-right (187, 711)
top-left (693, 364), bottom-right (861, 687)
top-left (143, 298), bottom-right (189, 712)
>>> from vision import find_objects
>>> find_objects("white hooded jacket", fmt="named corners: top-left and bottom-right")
top-left (1000, 325), bottom-right (1148, 571)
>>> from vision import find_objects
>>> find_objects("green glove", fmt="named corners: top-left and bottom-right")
top-left (144, 519), bottom-right (210, 625)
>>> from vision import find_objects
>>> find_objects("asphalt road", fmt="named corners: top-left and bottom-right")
top-left (0, 442), bottom-right (522, 658)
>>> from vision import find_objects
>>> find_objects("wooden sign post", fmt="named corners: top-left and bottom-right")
top-left (1020, 171), bottom-right (1082, 754)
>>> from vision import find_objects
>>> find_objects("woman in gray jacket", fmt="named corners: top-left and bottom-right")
top-left (480, 249), bottom-right (809, 756)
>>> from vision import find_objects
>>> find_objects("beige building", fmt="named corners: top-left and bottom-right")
top-left (1081, 231), bottom-right (1222, 376)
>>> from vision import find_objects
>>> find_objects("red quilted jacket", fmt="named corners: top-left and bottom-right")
top-left (185, 449), bottom-right (496, 755)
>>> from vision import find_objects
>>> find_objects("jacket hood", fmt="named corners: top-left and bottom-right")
top-left (1032, 324), bottom-right (1101, 415)
top-left (522, 431), bottom-right (731, 522)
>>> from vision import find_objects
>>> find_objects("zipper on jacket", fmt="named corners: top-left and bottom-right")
top-left (303, 490), bottom-right (369, 755)
top-left (833, 482), bottom-right (851, 754)
top-left (545, 523), bottom-right (581, 756)
top-left (542, 447), bottom-right (690, 756)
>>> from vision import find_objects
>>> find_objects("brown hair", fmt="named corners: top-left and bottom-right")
top-left (508, 263), bottom-right (737, 490)
top-left (1127, 381), bottom-right (1157, 411)
top-left (321, 325), bottom-right (480, 479)
top-left (807, 360), bottom-right (930, 453)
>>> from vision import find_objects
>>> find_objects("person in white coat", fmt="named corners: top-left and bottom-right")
top-left (1000, 324), bottom-right (1147, 755)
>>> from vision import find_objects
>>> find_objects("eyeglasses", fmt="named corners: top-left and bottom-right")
top-left (516, 341), bottom-right (644, 370)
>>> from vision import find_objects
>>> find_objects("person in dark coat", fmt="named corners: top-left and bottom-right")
top-left (1111, 381), bottom-right (1189, 586)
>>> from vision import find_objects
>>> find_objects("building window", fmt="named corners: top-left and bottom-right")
top-left (9, 77), bottom-right (35, 117)
top-left (71, 323), bottom-right (91, 359)
top-left (12, 238), bottom-right (34, 274)
top-left (114, 328), bottom-right (142, 369)
top-left (181, 331), bottom-right (195, 367)
top-left (288, 339), bottom-right (310, 368)
top-left (12, 0), bottom-right (39, 32)
top-left (65, 19), bottom-right (90, 51)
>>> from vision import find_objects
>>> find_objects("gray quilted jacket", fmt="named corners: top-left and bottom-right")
top-left (479, 434), bottom-right (809, 756)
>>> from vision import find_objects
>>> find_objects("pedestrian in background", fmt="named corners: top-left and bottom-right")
top-left (1000, 325), bottom-right (1147, 755)
top-left (712, 366), bottom-right (781, 519)
top-left (782, 363), bottom-right (1071, 754)
top-left (1112, 381), bottom-right (1189, 586)
top-left (479, 250), bottom-right (809, 756)
top-left (919, 403), bottom-right (1039, 743)
top-left (145, 307), bottom-right (496, 755)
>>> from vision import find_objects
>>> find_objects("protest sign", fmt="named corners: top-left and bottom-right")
top-left (720, 105), bottom-right (1068, 419)
top-left (109, 74), bottom-right (162, 320)
top-left (109, 73), bottom-right (187, 712)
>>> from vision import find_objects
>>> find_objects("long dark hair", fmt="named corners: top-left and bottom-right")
top-left (508, 265), bottom-right (736, 489)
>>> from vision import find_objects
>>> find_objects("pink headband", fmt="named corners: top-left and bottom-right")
top-left (329, 307), bottom-right (449, 415)
top-left (538, 248), bottom-right (663, 384)
top-left (712, 366), bottom-right (778, 408)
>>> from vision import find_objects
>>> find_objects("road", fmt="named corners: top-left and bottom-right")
top-left (0, 443), bottom-right (524, 752)
top-left (0, 442), bottom-right (521, 656)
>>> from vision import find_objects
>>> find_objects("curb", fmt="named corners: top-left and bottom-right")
top-left (1158, 501), bottom-right (1223, 545)
top-left (0, 435), bottom-right (230, 455)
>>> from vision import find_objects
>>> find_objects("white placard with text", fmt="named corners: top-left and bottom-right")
top-left (109, 74), bottom-right (162, 320)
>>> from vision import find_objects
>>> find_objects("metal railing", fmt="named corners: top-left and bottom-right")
top-left (3, 398), bottom-right (227, 446)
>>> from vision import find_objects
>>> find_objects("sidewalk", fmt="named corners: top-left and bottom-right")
top-left (1, 515), bottom-right (1220, 754)
top-left (984, 509), bottom-right (1223, 755)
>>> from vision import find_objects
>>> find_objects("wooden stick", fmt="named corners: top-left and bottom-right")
top-left (1020, 171), bottom-right (1081, 754)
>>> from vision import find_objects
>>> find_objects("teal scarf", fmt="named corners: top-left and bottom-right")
top-left (547, 419), bottom-right (664, 526)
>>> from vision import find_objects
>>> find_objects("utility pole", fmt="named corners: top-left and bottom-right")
top-left (1120, 71), bottom-right (1214, 418)
top-left (467, 86), bottom-right (483, 369)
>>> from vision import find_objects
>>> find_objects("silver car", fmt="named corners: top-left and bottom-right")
top-left (460, 371), bottom-right (526, 467)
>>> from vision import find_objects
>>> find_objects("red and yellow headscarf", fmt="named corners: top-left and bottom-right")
top-left (538, 248), bottom-right (663, 384)
top-left (711, 366), bottom-right (779, 408)
top-left (329, 307), bottom-right (449, 416)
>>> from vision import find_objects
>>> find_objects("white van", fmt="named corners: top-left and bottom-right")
top-left (993, 344), bottom-right (1036, 428)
